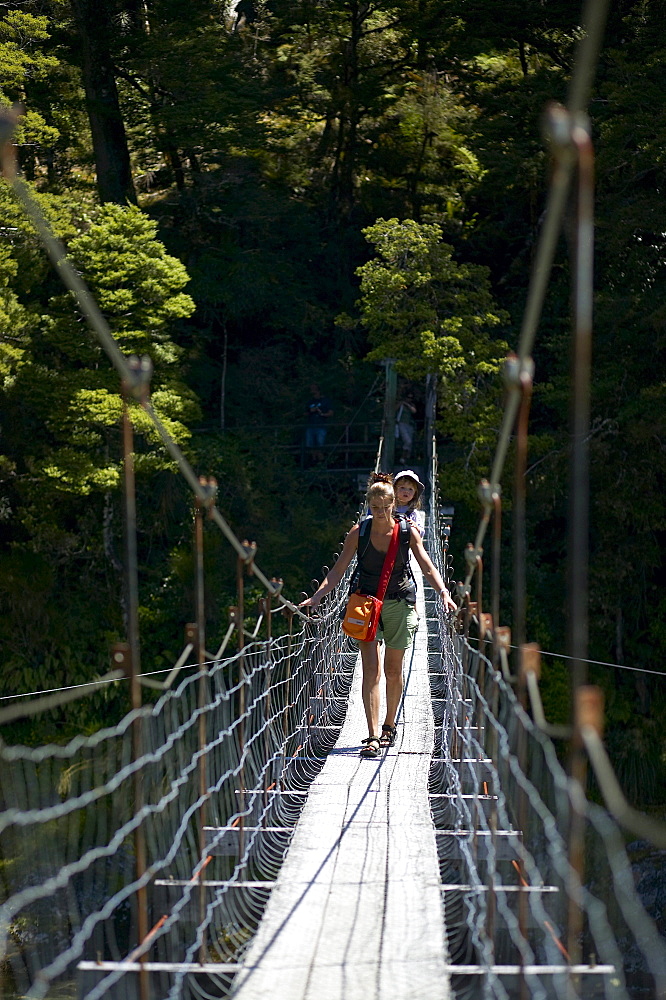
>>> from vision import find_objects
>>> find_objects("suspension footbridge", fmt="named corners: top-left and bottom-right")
top-left (225, 572), bottom-right (448, 1000)
top-left (2, 0), bottom-right (666, 994)
top-left (2, 476), bottom-right (665, 1000)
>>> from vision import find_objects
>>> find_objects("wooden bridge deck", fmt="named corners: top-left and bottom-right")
top-left (230, 577), bottom-right (451, 1000)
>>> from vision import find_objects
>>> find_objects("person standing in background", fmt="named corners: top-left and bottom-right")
top-left (305, 384), bottom-right (333, 463)
top-left (395, 392), bottom-right (417, 463)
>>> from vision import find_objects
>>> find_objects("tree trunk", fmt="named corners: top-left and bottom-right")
top-left (329, 1), bottom-right (368, 222)
top-left (220, 325), bottom-right (228, 431)
top-left (70, 0), bottom-right (137, 205)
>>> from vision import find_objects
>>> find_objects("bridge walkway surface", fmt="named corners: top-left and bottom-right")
top-left (229, 572), bottom-right (451, 1000)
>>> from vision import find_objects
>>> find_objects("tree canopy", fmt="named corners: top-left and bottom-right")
top-left (0, 0), bottom-right (665, 797)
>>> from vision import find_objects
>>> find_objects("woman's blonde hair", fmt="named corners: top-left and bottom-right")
top-left (366, 472), bottom-right (395, 507)
top-left (367, 471), bottom-right (393, 489)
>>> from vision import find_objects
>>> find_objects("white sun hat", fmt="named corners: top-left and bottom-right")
top-left (394, 469), bottom-right (425, 497)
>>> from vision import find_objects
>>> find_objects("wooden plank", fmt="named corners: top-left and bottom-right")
top-left (443, 964), bottom-right (614, 975)
top-left (229, 570), bottom-right (451, 1000)
top-left (154, 879), bottom-right (275, 888)
top-left (78, 961), bottom-right (241, 973)
top-left (440, 884), bottom-right (558, 893)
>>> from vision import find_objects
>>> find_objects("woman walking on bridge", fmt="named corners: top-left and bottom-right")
top-left (300, 475), bottom-right (456, 759)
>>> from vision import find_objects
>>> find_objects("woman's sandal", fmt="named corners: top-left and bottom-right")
top-left (379, 724), bottom-right (397, 748)
top-left (360, 737), bottom-right (381, 759)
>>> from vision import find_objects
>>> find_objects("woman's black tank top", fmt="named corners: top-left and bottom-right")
top-left (357, 536), bottom-right (416, 603)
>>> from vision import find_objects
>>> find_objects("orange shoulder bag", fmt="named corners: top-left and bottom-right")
top-left (341, 520), bottom-right (400, 642)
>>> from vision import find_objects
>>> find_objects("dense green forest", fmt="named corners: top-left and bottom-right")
top-left (0, 0), bottom-right (665, 802)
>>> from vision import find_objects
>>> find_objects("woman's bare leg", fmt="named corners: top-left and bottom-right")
top-left (360, 641), bottom-right (381, 738)
top-left (383, 646), bottom-right (406, 728)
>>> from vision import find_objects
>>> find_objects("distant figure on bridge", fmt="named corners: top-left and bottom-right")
top-left (394, 469), bottom-right (425, 537)
top-left (304, 383), bottom-right (333, 463)
top-left (395, 392), bottom-right (417, 463)
top-left (300, 474), bottom-right (456, 759)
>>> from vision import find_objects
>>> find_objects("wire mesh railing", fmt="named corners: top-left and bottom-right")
top-left (0, 550), bottom-right (361, 1000)
top-left (424, 481), bottom-right (666, 1000)
top-left (2, 0), bottom-right (666, 993)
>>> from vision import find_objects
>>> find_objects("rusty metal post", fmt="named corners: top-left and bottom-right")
top-left (260, 580), bottom-right (279, 812)
top-left (565, 117), bottom-right (594, 980)
top-left (194, 478), bottom-right (210, 963)
top-left (236, 552), bottom-right (246, 870)
top-left (234, 540), bottom-right (255, 872)
top-left (568, 687), bottom-right (600, 980)
top-left (282, 607), bottom-right (294, 750)
top-left (121, 362), bottom-right (150, 1000)
top-left (512, 359), bottom-right (534, 677)
top-left (518, 643), bottom-right (541, 998)
top-left (475, 554), bottom-right (483, 643)
top-left (513, 627), bottom-right (529, 1000)
top-left (491, 490), bottom-right (502, 671)
top-left (568, 117), bottom-right (594, 697)
top-left (474, 554), bottom-right (486, 753)
top-left (263, 591), bottom-right (272, 811)
top-left (381, 358), bottom-right (397, 470)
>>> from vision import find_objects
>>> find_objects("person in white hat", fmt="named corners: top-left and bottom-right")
top-left (394, 469), bottom-right (425, 537)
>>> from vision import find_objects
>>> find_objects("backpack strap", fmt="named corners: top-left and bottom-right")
top-left (375, 520), bottom-right (401, 601)
top-left (358, 515), bottom-right (373, 562)
top-left (398, 515), bottom-right (416, 583)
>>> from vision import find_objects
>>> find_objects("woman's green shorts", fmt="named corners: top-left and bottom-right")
top-left (364, 598), bottom-right (419, 650)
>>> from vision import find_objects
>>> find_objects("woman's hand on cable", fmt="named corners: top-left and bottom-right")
top-left (299, 592), bottom-right (323, 610)
top-left (440, 589), bottom-right (457, 612)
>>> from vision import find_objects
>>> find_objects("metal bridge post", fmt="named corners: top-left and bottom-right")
top-left (234, 541), bottom-right (255, 874)
top-left (473, 552), bottom-right (486, 746)
top-left (260, 582), bottom-right (278, 810)
top-left (567, 117), bottom-right (594, 693)
top-left (281, 605), bottom-right (295, 778)
top-left (424, 374), bottom-right (437, 489)
top-left (491, 489), bottom-right (502, 672)
top-left (518, 643), bottom-right (541, 999)
top-left (235, 553), bottom-right (246, 873)
top-left (381, 357), bottom-right (397, 470)
top-left (121, 361), bottom-right (151, 1000)
top-left (563, 114), bottom-right (595, 980)
top-left (194, 476), bottom-right (216, 962)
top-left (512, 357), bottom-right (534, 674)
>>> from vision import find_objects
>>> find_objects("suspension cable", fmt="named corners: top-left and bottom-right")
top-left (460, 0), bottom-right (611, 597)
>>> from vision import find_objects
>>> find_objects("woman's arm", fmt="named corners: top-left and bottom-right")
top-left (299, 524), bottom-right (360, 608)
top-left (408, 527), bottom-right (457, 611)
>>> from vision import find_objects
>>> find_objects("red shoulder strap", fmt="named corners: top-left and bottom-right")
top-left (375, 520), bottom-right (400, 601)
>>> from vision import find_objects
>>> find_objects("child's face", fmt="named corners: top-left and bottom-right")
top-left (396, 480), bottom-right (417, 504)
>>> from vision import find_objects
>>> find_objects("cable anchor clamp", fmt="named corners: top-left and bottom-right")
top-left (240, 539), bottom-right (257, 571)
top-left (122, 354), bottom-right (153, 403)
top-left (464, 542), bottom-right (483, 567)
top-left (503, 352), bottom-right (534, 391)
top-left (197, 475), bottom-right (218, 512)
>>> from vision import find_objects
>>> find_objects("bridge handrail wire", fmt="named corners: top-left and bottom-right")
top-left (424, 487), bottom-right (666, 999)
top-left (459, 628), bottom-right (666, 848)
top-left (0, 535), bottom-right (364, 999)
top-left (2, 0), bottom-right (665, 992)
top-left (458, 0), bottom-right (611, 602)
